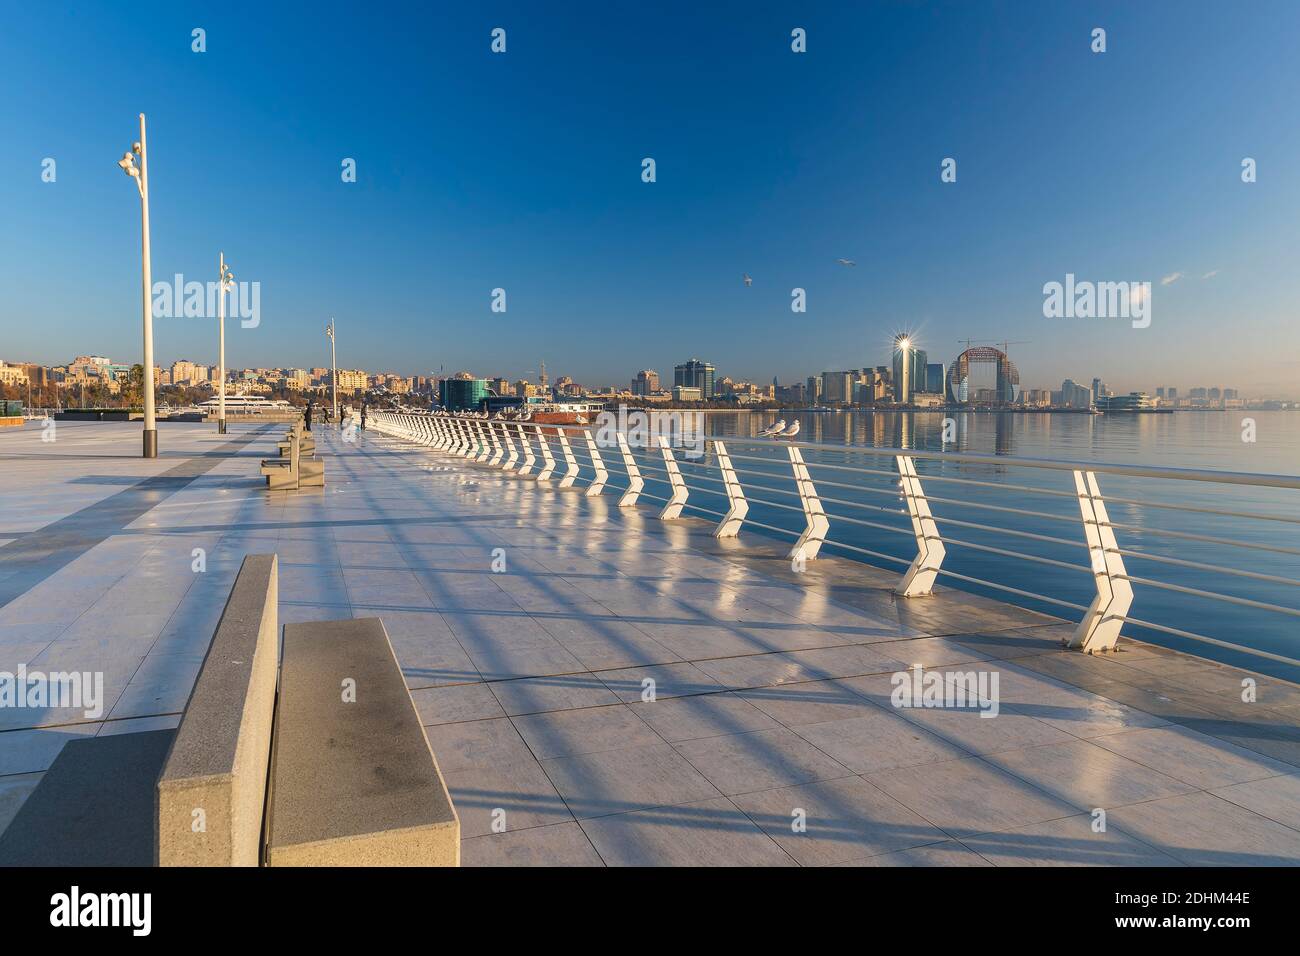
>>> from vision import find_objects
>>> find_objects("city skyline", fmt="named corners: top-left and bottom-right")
top-left (5, 3), bottom-right (1300, 395)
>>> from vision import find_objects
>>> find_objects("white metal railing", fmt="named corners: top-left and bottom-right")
top-left (368, 411), bottom-right (1300, 669)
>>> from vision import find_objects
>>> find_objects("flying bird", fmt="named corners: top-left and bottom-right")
top-left (836, 258), bottom-right (856, 267)
top-left (743, 273), bottom-right (752, 287)
top-left (758, 419), bottom-right (786, 437)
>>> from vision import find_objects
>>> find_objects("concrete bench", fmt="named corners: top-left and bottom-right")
top-left (156, 554), bottom-right (279, 866)
top-left (265, 618), bottom-right (460, 866)
top-left (261, 432), bottom-right (324, 489)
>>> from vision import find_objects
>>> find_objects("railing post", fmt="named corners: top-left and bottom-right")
top-left (788, 446), bottom-right (828, 563)
top-left (713, 440), bottom-right (748, 537)
top-left (584, 430), bottom-right (607, 496)
top-left (657, 434), bottom-right (688, 519)
top-left (487, 421), bottom-right (504, 466)
top-left (535, 426), bottom-right (556, 482)
top-left (516, 423), bottom-right (536, 476)
top-left (501, 422), bottom-right (519, 470)
top-left (1068, 471), bottom-right (1133, 654)
top-left (475, 421), bottom-right (492, 462)
top-left (557, 429), bottom-right (580, 488)
top-left (895, 455), bottom-right (946, 596)
top-left (617, 432), bottom-right (643, 507)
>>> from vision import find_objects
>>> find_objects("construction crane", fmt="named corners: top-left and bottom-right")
top-left (957, 339), bottom-right (1031, 354)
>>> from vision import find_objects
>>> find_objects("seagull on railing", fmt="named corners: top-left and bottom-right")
top-left (758, 419), bottom-right (786, 437)
top-left (776, 420), bottom-right (801, 439)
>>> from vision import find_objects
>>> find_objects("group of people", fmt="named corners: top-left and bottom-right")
top-left (303, 401), bottom-right (366, 432)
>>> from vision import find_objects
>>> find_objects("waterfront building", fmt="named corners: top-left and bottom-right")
top-left (1060, 378), bottom-right (1094, 409)
top-left (440, 375), bottom-right (490, 411)
top-left (1097, 392), bottom-right (1155, 412)
top-left (674, 359), bottom-right (716, 399)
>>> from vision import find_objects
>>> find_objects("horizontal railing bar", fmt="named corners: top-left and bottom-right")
top-left (1097, 521), bottom-right (1300, 557)
top-left (938, 536), bottom-right (1094, 572)
top-left (1117, 575), bottom-right (1300, 618)
top-left (930, 568), bottom-right (1091, 611)
top-left (816, 538), bottom-right (914, 567)
top-left (1118, 615), bottom-right (1300, 667)
top-left (1109, 548), bottom-right (1300, 588)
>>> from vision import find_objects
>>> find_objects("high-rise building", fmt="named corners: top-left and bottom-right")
top-left (674, 359), bottom-right (716, 399)
top-left (632, 369), bottom-right (660, 396)
top-left (440, 374), bottom-right (489, 411)
top-left (891, 336), bottom-right (926, 403)
top-left (820, 371), bottom-right (855, 404)
top-left (1060, 379), bottom-right (1094, 409)
top-left (806, 376), bottom-right (821, 404)
top-left (925, 363), bottom-right (944, 395)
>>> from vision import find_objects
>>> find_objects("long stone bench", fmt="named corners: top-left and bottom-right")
top-left (156, 554), bottom-right (279, 866)
top-left (261, 430), bottom-right (324, 489)
top-left (264, 618), bottom-right (460, 866)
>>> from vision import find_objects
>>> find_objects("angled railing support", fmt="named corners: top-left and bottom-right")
top-left (557, 430), bottom-right (580, 488)
top-left (1068, 470), bottom-right (1133, 653)
top-left (501, 423), bottom-right (519, 470)
top-left (657, 434), bottom-right (688, 519)
top-left (535, 426), bottom-right (556, 482)
top-left (895, 455), bottom-right (946, 596)
top-left (788, 446), bottom-right (829, 563)
top-left (713, 440), bottom-right (748, 538)
top-left (516, 423), bottom-right (536, 476)
top-left (585, 430), bottom-right (608, 496)
top-left (617, 432), bottom-right (643, 507)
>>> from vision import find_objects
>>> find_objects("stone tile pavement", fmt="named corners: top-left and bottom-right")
top-left (2, 419), bottom-right (1299, 865)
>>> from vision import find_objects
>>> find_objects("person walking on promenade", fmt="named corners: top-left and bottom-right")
top-left (360, 403), bottom-right (368, 431)
top-left (305, 400), bottom-right (313, 432)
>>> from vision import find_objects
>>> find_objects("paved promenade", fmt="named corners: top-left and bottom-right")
top-left (2, 421), bottom-right (1300, 865)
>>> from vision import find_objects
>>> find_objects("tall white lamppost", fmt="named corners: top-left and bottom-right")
top-left (217, 253), bottom-right (234, 434)
top-left (117, 113), bottom-right (157, 458)
top-left (326, 319), bottom-right (338, 425)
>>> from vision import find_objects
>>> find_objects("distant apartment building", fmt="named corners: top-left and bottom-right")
top-left (805, 376), bottom-right (821, 404)
top-left (1059, 379), bottom-right (1094, 409)
top-left (672, 385), bottom-right (703, 402)
top-left (0, 363), bottom-right (30, 387)
top-left (820, 371), bottom-right (855, 404)
top-left (333, 369), bottom-right (367, 392)
top-left (631, 370), bottom-right (660, 396)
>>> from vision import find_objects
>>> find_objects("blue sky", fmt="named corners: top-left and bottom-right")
top-left (3, 1), bottom-right (1298, 395)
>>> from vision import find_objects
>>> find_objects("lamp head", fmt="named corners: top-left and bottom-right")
top-left (118, 152), bottom-right (137, 175)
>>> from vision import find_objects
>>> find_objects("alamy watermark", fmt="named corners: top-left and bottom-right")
top-left (151, 273), bottom-right (261, 328)
top-left (1042, 273), bottom-right (1150, 329)
top-left (891, 664), bottom-right (1000, 718)
top-left (0, 666), bottom-right (104, 719)
top-left (595, 405), bottom-right (705, 458)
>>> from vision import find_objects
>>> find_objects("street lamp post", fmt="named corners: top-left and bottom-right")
top-left (326, 320), bottom-right (338, 426)
top-left (217, 253), bottom-right (234, 434)
top-left (118, 113), bottom-right (157, 458)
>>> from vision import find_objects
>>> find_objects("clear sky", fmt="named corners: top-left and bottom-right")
top-left (3, 1), bottom-right (1298, 396)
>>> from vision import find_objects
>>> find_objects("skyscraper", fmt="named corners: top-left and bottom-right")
top-left (892, 336), bottom-right (926, 403)
top-left (674, 359), bottom-right (716, 399)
